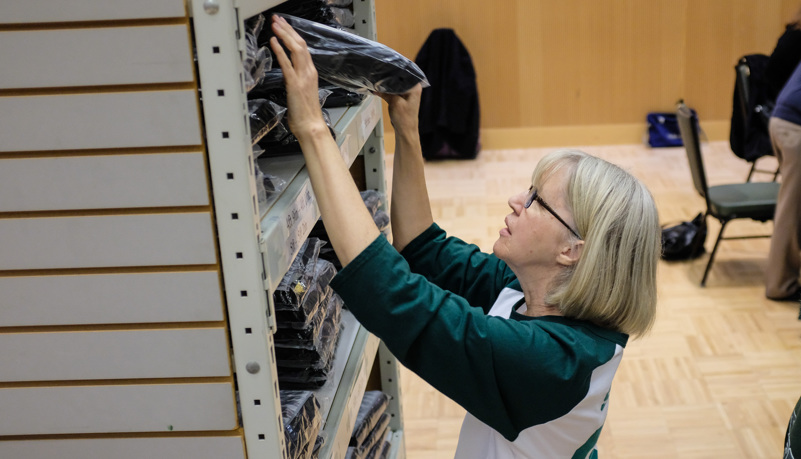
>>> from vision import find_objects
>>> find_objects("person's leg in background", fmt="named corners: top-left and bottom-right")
top-left (766, 117), bottom-right (801, 301)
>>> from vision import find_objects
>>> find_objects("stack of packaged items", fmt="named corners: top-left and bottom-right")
top-left (243, 14), bottom-right (287, 147)
top-left (359, 190), bottom-right (390, 237)
top-left (274, 238), bottom-right (343, 389)
top-left (308, 190), bottom-right (390, 272)
top-left (345, 391), bottom-right (392, 459)
top-left (280, 390), bottom-right (325, 459)
top-left (241, 0), bottom-right (429, 158)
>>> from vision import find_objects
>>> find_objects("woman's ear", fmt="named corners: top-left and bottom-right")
top-left (556, 240), bottom-right (584, 267)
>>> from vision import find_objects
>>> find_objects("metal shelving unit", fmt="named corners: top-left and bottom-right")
top-left (0, 0), bottom-right (404, 457)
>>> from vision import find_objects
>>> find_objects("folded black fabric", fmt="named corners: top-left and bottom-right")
top-left (244, 14), bottom-right (272, 92)
top-left (365, 433), bottom-right (392, 459)
top-left (274, 239), bottom-right (324, 310)
top-left (350, 391), bottom-right (390, 447)
top-left (355, 413), bottom-right (390, 458)
top-left (276, 293), bottom-right (342, 369)
top-left (248, 99), bottom-right (286, 145)
top-left (263, 14), bottom-right (429, 94)
top-left (359, 190), bottom-right (383, 216)
top-left (280, 390), bottom-right (323, 459)
top-left (276, 292), bottom-right (343, 346)
top-left (277, 364), bottom-right (332, 389)
top-left (257, 108), bottom-right (336, 157)
top-left (260, 0), bottom-right (338, 28)
top-left (311, 434), bottom-right (326, 459)
top-left (275, 259), bottom-right (337, 327)
top-left (321, 85), bottom-right (366, 108)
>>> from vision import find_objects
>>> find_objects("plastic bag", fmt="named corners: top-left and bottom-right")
top-left (373, 210), bottom-right (389, 233)
top-left (330, 6), bottom-right (355, 28)
top-left (276, 285), bottom-right (331, 338)
top-left (275, 292), bottom-right (343, 346)
top-left (364, 430), bottom-right (392, 459)
top-left (252, 87), bottom-right (333, 113)
top-left (360, 190), bottom-right (383, 216)
top-left (274, 239), bottom-right (324, 309)
top-left (258, 106), bottom-right (337, 156)
top-left (661, 213), bottom-right (707, 260)
top-left (280, 390), bottom-right (323, 459)
top-left (253, 155), bottom-right (288, 210)
top-left (278, 365), bottom-right (333, 389)
top-left (276, 293), bottom-right (342, 369)
top-left (322, 85), bottom-right (367, 108)
top-left (244, 15), bottom-right (273, 92)
top-left (276, 258), bottom-right (337, 327)
top-left (248, 99), bottom-right (287, 145)
top-left (350, 391), bottom-right (390, 447)
top-left (354, 413), bottom-right (390, 458)
top-left (262, 0), bottom-right (337, 28)
top-left (311, 434), bottom-right (326, 459)
top-left (269, 14), bottom-right (429, 94)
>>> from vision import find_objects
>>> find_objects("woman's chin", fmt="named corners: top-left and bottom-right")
top-left (492, 239), bottom-right (505, 260)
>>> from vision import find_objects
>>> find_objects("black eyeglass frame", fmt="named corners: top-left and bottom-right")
top-left (524, 186), bottom-right (582, 239)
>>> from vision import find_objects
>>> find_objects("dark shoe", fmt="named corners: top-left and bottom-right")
top-left (767, 291), bottom-right (801, 302)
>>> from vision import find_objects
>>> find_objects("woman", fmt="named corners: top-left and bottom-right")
top-left (269, 15), bottom-right (660, 457)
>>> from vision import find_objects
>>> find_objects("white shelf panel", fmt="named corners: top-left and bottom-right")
top-left (0, 213), bottom-right (216, 270)
top-left (0, 26), bottom-right (193, 90)
top-left (0, 383), bottom-right (237, 435)
top-left (0, 437), bottom-right (245, 459)
top-left (0, 153), bottom-right (209, 212)
top-left (0, 271), bottom-right (224, 326)
top-left (258, 96), bottom-right (382, 290)
top-left (0, 0), bottom-right (186, 23)
top-left (0, 91), bottom-right (201, 153)
top-left (318, 311), bottom-right (380, 459)
top-left (0, 328), bottom-right (231, 382)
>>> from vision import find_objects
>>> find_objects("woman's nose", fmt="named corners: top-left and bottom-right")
top-left (508, 191), bottom-right (526, 211)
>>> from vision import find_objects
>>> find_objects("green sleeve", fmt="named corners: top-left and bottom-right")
top-left (331, 236), bottom-right (614, 441)
top-left (399, 223), bottom-right (516, 312)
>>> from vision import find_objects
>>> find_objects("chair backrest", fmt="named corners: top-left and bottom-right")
top-left (735, 58), bottom-right (751, 123)
top-left (676, 103), bottom-right (710, 207)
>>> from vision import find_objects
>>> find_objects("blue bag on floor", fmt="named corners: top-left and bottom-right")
top-left (646, 112), bottom-right (684, 147)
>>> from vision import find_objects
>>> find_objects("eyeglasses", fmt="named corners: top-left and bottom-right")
top-left (524, 186), bottom-right (582, 239)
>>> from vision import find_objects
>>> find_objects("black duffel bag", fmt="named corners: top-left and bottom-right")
top-left (661, 213), bottom-right (707, 260)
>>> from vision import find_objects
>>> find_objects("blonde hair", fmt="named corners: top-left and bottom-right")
top-left (532, 149), bottom-right (660, 337)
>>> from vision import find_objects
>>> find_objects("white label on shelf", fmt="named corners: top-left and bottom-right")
top-left (283, 181), bottom-right (317, 263)
top-left (358, 99), bottom-right (379, 147)
top-left (339, 134), bottom-right (356, 165)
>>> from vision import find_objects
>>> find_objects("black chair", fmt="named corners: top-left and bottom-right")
top-left (676, 102), bottom-right (780, 286)
top-left (733, 57), bottom-right (780, 182)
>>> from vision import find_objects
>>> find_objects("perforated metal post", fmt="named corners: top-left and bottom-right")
top-left (190, 0), bottom-right (287, 457)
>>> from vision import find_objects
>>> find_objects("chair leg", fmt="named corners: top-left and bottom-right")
top-left (746, 162), bottom-right (757, 182)
top-left (701, 219), bottom-right (729, 287)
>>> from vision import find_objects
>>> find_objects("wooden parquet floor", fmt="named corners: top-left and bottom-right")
top-left (384, 141), bottom-right (801, 458)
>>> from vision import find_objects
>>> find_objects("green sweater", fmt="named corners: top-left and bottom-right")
top-left (330, 224), bottom-right (628, 458)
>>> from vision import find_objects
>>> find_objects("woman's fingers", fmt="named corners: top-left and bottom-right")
top-left (270, 16), bottom-right (314, 72)
top-left (269, 36), bottom-right (294, 78)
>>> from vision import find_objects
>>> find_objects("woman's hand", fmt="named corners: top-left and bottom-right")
top-left (269, 15), bottom-right (328, 140)
top-left (378, 84), bottom-right (423, 136)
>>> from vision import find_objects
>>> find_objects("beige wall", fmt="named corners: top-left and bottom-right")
top-left (376, 0), bottom-right (800, 147)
